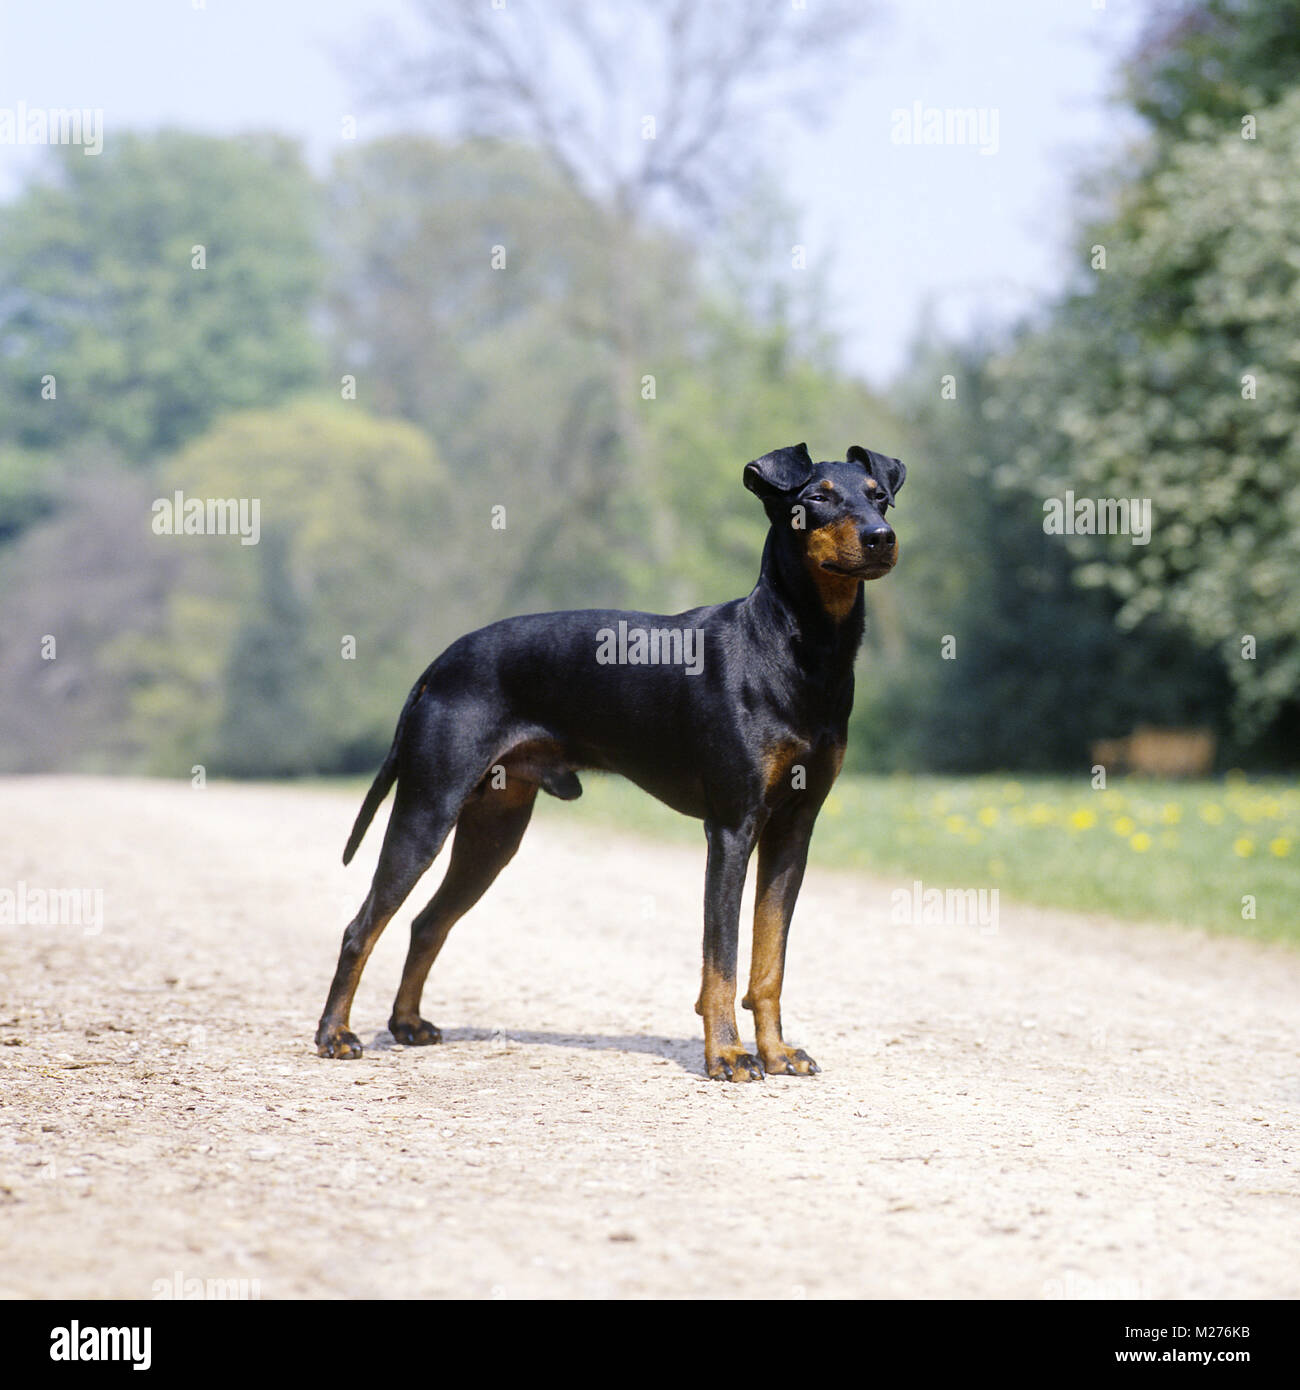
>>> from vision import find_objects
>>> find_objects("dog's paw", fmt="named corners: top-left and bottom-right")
top-left (707, 1047), bottom-right (765, 1083)
top-left (760, 1046), bottom-right (819, 1077)
top-left (316, 1026), bottom-right (364, 1059)
top-left (388, 1017), bottom-right (443, 1047)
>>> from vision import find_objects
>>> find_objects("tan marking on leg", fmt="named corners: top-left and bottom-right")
top-left (389, 778), bottom-right (537, 1030)
top-left (742, 812), bottom-right (824, 1078)
top-left (743, 882), bottom-right (817, 1076)
top-left (758, 736), bottom-right (808, 801)
top-left (744, 891), bottom-right (788, 1067)
top-left (487, 774), bottom-right (539, 808)
top-left (317, 898), bottom-right (401, 1057)
top-left (697, 962), bottom-right (762, 1081)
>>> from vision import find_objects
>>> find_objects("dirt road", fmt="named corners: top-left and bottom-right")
top-left (1, 776), bottom-right (1297, 1299)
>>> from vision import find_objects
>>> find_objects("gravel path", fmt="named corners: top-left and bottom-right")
top-left (1, 776), bottom-right (1297, 1299)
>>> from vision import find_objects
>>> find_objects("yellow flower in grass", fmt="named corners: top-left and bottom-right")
top-left (1069, 808), bottom-right (1097, 830)
top-left (1160, 803), bottom-right (1182, 825)
top-left (1130, 832), bottom-right (1152, 852)
top-left (1200, 803), bottom-right (1225, 825)
top-left (1233, 837), bottom-right (1254, 858)
top-left (977, 806), bottom-right (999, 827)
top-left (945, 814), bottom-right (967, 834)
top-left (1028, 802), bottom-right (1055, 826)
top-left (1269, 838), bottom-right (1291, 858)
top-left (1113, 816), bottom-right (1136, 836)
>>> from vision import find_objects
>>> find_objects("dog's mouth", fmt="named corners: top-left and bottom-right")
top-left (821, 559), bottom-right (895, 580)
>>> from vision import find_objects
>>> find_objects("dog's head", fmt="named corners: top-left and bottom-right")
top-left (744, 442), bottom-right (905, 584)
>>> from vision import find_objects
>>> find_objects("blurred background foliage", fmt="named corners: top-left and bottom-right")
top-left (0, 0), bottom-right (1296, 778)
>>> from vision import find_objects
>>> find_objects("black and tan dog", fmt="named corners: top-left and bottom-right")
top-left (316, 442), bottom-right (904, 1081)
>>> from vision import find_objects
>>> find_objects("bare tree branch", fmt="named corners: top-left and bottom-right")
top-left (367, 0), bottom-right (875, 223)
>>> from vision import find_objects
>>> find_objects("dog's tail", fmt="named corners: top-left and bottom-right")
top-left (342, 675), bottom-right (428, 866)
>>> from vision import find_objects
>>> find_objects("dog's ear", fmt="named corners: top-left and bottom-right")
top-left (743, 443), bottom-right (814, 499)
top-left (848, 445), bottom-right (906, 504)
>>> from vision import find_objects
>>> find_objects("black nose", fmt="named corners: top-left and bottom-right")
top-left (861, 523), bottom-right (895, 553)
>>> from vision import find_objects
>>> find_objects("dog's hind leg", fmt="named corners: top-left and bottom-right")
top-left (388, 776), bottom-right (538, 1045)
top-left (315, 785), bottom-right (459, 1059)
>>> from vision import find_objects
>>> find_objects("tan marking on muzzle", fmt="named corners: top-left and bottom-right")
top-left (804, 517), bottom-right (867, 620)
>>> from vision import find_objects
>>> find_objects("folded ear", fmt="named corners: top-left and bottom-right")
top-left (847, 445), bottom-right (906, 504)
top-left (743, 443), bottom-right (814, 498)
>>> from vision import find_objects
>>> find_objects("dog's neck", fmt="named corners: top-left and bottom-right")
top-left (748, 527), bottom-right (865, 683)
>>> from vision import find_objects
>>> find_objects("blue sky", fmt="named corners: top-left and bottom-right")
top-left (0, 0), bottom-right (1149, 385)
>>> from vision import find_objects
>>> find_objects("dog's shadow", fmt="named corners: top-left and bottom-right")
top-left (366, 1026), bottom-right (705, 1076)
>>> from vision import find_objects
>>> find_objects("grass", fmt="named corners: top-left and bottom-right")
top-left (536, 770), bottom-right (1300, 947)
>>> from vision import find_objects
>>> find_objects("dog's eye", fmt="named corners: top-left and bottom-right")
top-left (805, 492), bottom-right (829, 504)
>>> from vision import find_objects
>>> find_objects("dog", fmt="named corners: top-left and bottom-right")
top-left (316, 442), bottom-right (905, 1080)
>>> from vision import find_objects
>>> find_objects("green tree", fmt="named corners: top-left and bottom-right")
top-left (1124, 0), bottom-right (1300, 139)
top-left (996, 87), bottom-right (1300, 737)
top-left (364, 2), bottom-right (874, 598)
top-left (865, 342), bottom-right (1231, 773)
top-left (328, 139), bottom-right (906, 622)
top-left (213, 529), bottom-right (320, 777)
top-left (0, 131), bottom-right (323, 461)
top-left (640, 294), bottom-right (903, 613)
top-left (327, 136), bottom-right (689, 612)
top-left (109, 399), bottom-right (454, 775)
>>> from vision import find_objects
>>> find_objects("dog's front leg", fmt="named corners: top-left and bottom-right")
top-left (696, 818), bottom-right (763, 1081)
top-left (744, 801), bottom-right (820, 1076)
